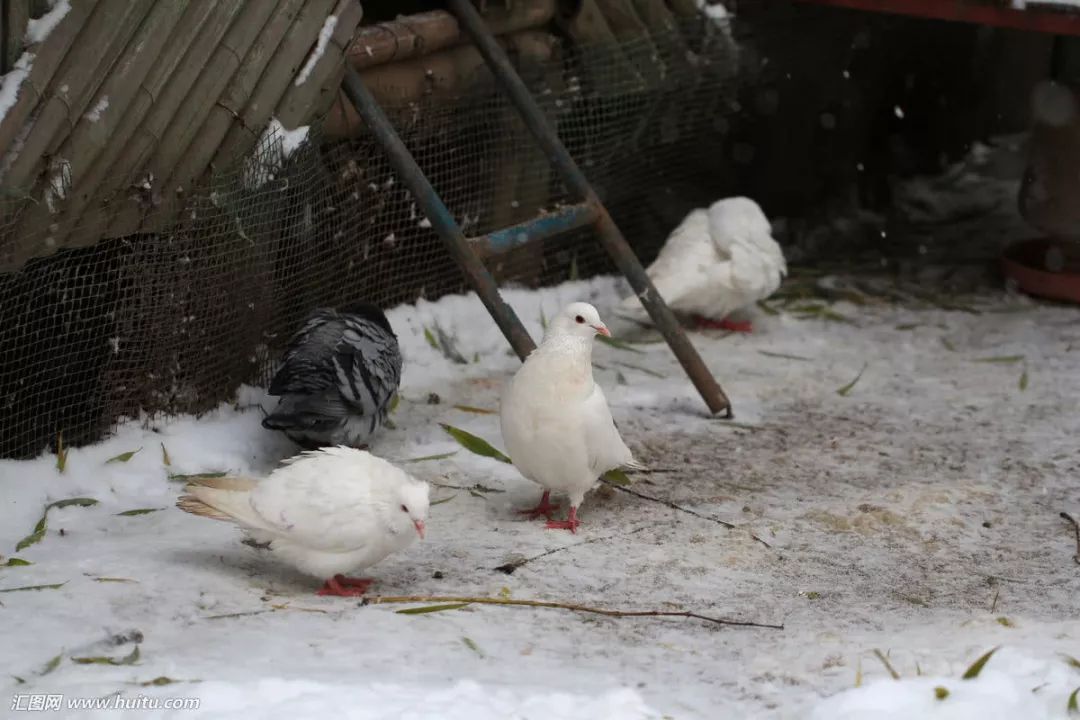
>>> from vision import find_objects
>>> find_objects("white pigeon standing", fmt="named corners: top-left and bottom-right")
top-left (616, 196), bottom-right (786, 333)
top-left (177, 446), bottom-right (429, 596)
top-left (500, 302), bottom-right (644, 533)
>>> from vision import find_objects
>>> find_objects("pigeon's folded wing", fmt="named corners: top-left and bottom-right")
top-left (268, 310), bottom-right (344, 396)
top-left (333, 318), bottom-right (401, 418)
top-left (581, 382), bottom-right (636, 475)
top-left (249, 467), bottom-right (379, 553)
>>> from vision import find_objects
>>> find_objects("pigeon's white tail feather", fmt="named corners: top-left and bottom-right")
top-left (177, 477), bottom-right (269, 531)
top-left (622, 457), bottom-right (649, 472)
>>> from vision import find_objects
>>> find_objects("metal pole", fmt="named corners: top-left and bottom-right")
top-left (449, 0), bottom-right (732, 416)
top-left (339, 66), bottom-right (537, 361)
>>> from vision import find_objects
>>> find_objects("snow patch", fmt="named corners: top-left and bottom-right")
top-left (0, 52), bottom-right (34, 126)
top-left (809, 647), bottom-right (1080, 720)
top-left (84, 96), bottom-right (108, 122)
top-left (1, 275), bottom-right (1078, 718)
top-left (243, 117), bottom-right (310, 189)
top-left (294, 15), bottom-right (338, 87)
top-left (25, 0), bottom-right (71, 45)
top-left (76, 679), bottom-right (656, 720)
top-left (695, 0), bottom-right (730, 20)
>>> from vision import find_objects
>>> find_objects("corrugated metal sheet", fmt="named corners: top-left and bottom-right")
top-left (0, 0), bottom-right (364, 272)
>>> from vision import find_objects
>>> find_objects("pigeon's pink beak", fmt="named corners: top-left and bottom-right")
top-left (413, 519), bottom-right (425, 539)
top-left (592, 323), bottom-right (611, 337)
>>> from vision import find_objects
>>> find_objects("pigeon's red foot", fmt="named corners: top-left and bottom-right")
top-left (317, 574), bottom-right (374, 597)
top-left (694, 316), bottom-right (753, 333)
top-left (545, 507), bottom-right (580, 534)
top-left (518, 490), bottom-right (561, 521)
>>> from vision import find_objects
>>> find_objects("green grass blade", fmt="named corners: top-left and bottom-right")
top-left (168, 472), bottom-right (227, 482)
top-left (453, 405), bottom-right (497, 415)
top-left (105, 448), bottom-right (142, 464)
top-left (836, 363), bottom-right (868, 397)
top-left (47, 498), bottom-right (98, 511)
top-left (759, 350), bottom-right (812, 362)
top-left (400, 451), bottom-right (458, 464)
top-left (872, 649), bottom-right (901, 680)
top-left (396, 603), bottom-right (471, 615)
top-left (39, 653), bottom-right (63, 676)
top-left (72, 646), bottom-right (140, 666)
top-left (961, 647), bottom-right (1000, 680)
top-left (440, 424), bottom-right (511, 463)
top-left (462, 637), bottom-right (483, 657)
top-left (602, 469), bottom-right (631, 486)
top-left (0, 582), bottom-right (67, 593)
top-left (15, 498), bottom-right (98, 550)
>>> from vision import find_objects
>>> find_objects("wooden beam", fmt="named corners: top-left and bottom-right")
top-left (790, 0), bottom-right (1080, 37)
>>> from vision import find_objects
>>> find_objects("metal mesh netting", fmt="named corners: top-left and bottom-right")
top-left (0, 15), bottom-right (742, 459)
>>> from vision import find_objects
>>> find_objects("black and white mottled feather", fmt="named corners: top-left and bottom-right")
top-left (262, 302), bottom-right (402, 449)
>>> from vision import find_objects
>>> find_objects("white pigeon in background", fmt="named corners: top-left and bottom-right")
top-left (177, 446), bottom-right (429, 596)
top-left (616, 196), bottom-right (786, 333)
top-left (500, 302), bottom-right (644, 533)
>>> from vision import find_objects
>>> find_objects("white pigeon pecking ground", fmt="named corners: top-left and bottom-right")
top-left (615, 196), bottom-right (787, 333)
top-left (499, 302), bottom-right (644, 533)
top-left (1, 274), bottom-right (1079, 718)
top-left (177, 446), bottom-right (429, 597)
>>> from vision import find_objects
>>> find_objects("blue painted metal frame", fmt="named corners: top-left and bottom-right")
top-left (449, 0), bottom-right (731, 416)
top-left (470, 202), bottom-right (599, 258)
top-left (340, 65), bottom-right (538, 361)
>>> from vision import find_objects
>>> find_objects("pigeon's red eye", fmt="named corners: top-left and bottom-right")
top-left (400, 504), bottom-right (408, 513)
top-left (575, 315), bottom-right (585, 323)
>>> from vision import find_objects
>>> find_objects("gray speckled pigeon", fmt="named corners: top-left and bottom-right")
top-left (262, 302), bottom-right (402, 450)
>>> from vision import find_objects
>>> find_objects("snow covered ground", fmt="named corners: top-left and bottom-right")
top-left (2, 275), bottom-right (1079, 719)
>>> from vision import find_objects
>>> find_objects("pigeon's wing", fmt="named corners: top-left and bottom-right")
top-left (726, 239), bottom-right (785, 302)
top-left (706, 197), bottom-right (786, 305)
top-left (580, 381), bottom-right (636, 476)
top-left (267, 310), bottom-right (344, 396)
top-left (248, 450), bottom-right (383, 553)
top-left (331, 317), bottom-right (402, 421)
top-left (617, 210), bottom-right (713, 317)
top-left (262, 390), bottom-right (352, 434)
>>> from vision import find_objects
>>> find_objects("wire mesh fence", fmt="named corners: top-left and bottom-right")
top-left (0, 14), bottom-right (744, 459)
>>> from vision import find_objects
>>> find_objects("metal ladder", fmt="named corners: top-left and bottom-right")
top-left (339, 0), bottom-right (732, 417)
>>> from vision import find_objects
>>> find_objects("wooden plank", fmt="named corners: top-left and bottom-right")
top-left (13, 1), bottom-right (190, 251)
top-left (0, 0), bottom-right (96, 174)
top-left (3, 0), bottom-right (29, 74)
top-left (275, 0), bottom-right (364, 128)
top-left (0, 0), bottom-right (153, 271)
top-left (1, 0), bottom-right (154, 203)
top-left (58, 0), bottom-right (221, 248)
top-left (103, 0), bottom-right (279, 238)
top-left (210, 0), bottom-right (337, 171)
top-left (791, 0), bottom-right (1080, 35)
top-left (346, 1), bottom-right (555, 70)
top-left (151, 0), bottom-right (309, 220)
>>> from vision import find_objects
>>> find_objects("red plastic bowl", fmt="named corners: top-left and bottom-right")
top-left (1001, 238), bottom-right (1080, 305)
